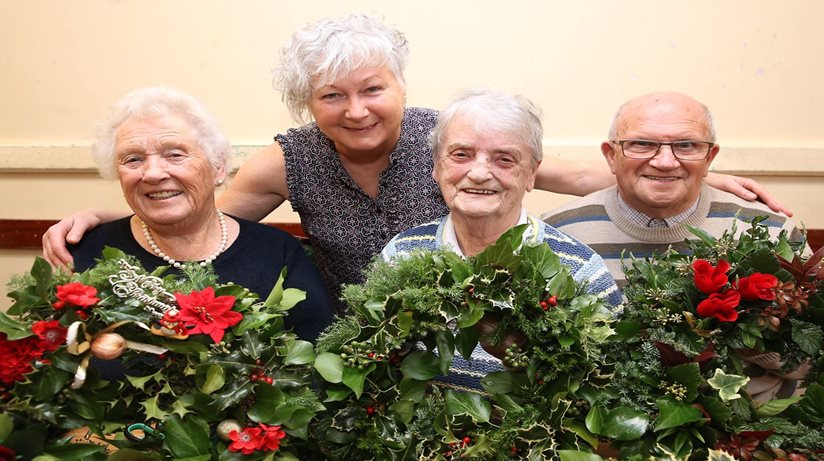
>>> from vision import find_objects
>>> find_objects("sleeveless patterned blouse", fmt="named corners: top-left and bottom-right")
top-left (279, 107), bottom-right (448, 310)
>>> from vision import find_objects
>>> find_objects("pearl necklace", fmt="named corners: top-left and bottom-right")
top-left (141, 210), bottom-right (228, 270)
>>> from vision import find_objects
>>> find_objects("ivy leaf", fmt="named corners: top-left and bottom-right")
top-left (521, 243), bottom-right (562, 279)
top-left (314, 352), bottom-right (344, 383)
top-left (480, 371), bottom-right (513, 394)
top-left (601, 406), bottom-right (649, 441)
top-left (667, 363), bottom-right (702, 402)
top-left (248, 384), bottom-right (286, 424)
top-left (162, 414), bottom-right (210, 459)
top-left (435, 330), bottom-right (454, 376)
top-left (454, 327), bottom-right (479, 361)
top-left (707, 369), bottom-right (749, 402)
top-left (140, 395), bottom-right (169, 421)
top-left (585, 405), bottom-right (604, 434)
top-left (398, 377), bottom-right (426, 402)
top-left (342, 363), bottom-right (375, 398)
top-left (284, 340), bottom-right (315, 365)
top-left (389, 400), bottom-right (415, 424)
top-left (791, 319), bottom-right (823, 355)
top-left (755, 397), bottom-right (801, 417)
top-left (654, 398), bottom-right (704, 431)
top-left (400, 351), bottom-right (442, 380)
top-left (199, 364), bottom-right (225, 394)
top-left (444, 390), bottom-right (491, 423)
top-left (558, 451), bottom-right (605, 461)
top-left (796, 383), bottom-right (824, 424)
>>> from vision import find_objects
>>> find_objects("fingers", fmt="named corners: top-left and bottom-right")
top-left (735, 177), bottom-right (793, 217)
top-left (42, 221), bottom-right (76, 269)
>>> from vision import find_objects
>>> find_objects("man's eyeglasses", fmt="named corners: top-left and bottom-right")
top-left (612, 139), bottom-right (714, 161)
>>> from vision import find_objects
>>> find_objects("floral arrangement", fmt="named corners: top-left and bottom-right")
top-left (587, 218), bottom-right (824, 460)
top-left (309, 225), bottom-right (618, 460)
top-left (0, 247), bottom-right (320, 460)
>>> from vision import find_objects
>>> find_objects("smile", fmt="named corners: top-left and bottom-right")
top-left (462, 188), bottom-right (498, 195)
top-left (642, 175), bottom-right (680, 182)
top-left (146, 191), bottom-right (182, 199)
top-left (344, 122), bottom-right (378, 132)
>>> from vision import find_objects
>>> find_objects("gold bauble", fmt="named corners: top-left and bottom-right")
top-left (90, 333), bottom-right (127, 360)
top-left (216, 419), bottom-right (242, 441)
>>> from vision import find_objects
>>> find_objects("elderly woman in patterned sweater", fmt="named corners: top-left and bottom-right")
top-left (43, 15), bottom-right (787, 312)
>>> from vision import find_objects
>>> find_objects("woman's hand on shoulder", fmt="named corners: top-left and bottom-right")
top-left (42, 209), bottom-right (111, 269)
top-left (217, 143), bottom-right (289, 221)
top-left (706, 172), bottom-right (793, 217)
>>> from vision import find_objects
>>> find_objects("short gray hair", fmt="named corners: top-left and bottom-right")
top-left (430, 89), bottom-right (543, 164)
top-left (92, 87), bottom-right (232, 179)
top-left (273, 14), bottom-right (409, 123)
top-left (608, 93), bottom-right (717, 142)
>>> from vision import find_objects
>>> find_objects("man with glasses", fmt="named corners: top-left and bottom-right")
top-left (542, 92), bottom-right (802, 289)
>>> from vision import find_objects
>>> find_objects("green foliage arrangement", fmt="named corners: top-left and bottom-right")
top-left (587, 218), bottom-right (824, 460)
top-left (0, 248), bottom-right (320, 461)
top-left (309, 225), bottom-right (618, 460)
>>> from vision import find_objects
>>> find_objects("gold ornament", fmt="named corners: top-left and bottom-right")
top-left (216, 419), bottom-right (242, 441)
top-left (90, 333), bottom-right (127, 360)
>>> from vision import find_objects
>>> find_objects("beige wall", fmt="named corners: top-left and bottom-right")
top-left (2, 1), bottom-right (823, 308)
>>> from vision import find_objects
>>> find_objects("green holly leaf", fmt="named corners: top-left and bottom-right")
top-left (654, 398), bottom-right (704, 431)
top-left (390, 400), bottom-right (415, 424)
top-left (284, 339), bottom-right (315, 365)
top-left (707, 369), bottom-right (749, 402)
top-left (667, 362), bottom-right (702, 402)
top-left (454, 326), bottom-right (479, 360)
top-left (398, 377), bottom-right (426, 402)
top-left (558, 451), bottom-right (605, 461)
top-left (400, 350), bottom-right (442, 380)
top-left (314, 352), bottom-right (344, 383)
top-left (585, 405), bottom-right (604, 434)
top-left (249, 383), bottom-right (286, 423)
top-left (444, 390), bottom-right (491, 423)
top-left (435, 330), bottom-right (454, 376)
top-left (480, 371), bottom-right (513, 394)
top-left (0, 311), bottom-right (33, 340)
top-left (796, 383), bottom-right (824, 424)
top-left (141, 395), bottom-right (169, 421)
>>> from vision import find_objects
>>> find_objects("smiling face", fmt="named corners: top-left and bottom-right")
top-left (307, 65), bottom-right (406, 161)
top-left (603, 93), bottom-right (719, 218)
top-left (434, 114), bottom-right (539, 226)
top-left (115, 114), bottom-right (223, 231)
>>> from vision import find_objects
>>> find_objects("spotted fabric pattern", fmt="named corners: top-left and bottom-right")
top-left (279, 107), bottom-right (448, 310)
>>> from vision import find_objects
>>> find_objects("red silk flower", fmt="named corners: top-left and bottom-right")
top-left (53, 282), bottom-right (100, 309)
top-left (175, 287), bottom-right (241, 343)
top-left (228, 426), bottom-right (264, 455)
top-left (692, 259), bottom-right (731, 294)
top-left (31, 320), bottom-right (67, 352)
top-left (696, 289), bottom-right (741, 322)
top-left (736, 273), bottom-right (779, 301)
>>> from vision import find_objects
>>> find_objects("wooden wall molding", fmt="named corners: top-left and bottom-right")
top-left (1, 219), bottom-right (820, 252)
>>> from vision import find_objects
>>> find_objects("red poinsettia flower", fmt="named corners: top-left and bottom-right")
top-left (697, 289), bottom-right (741, 322)
top-left (175, 287), bottom-right (241, 343)
top-left (53, 282), bottom-right (99, 309)
top-left (693, 259), bottom-right (731, 294)
top-left (259, 423), bottom-right (286, 452)
top-left (228, 426), bottom-right (265, 455)
top-left (31, 320), bottom-right (67, 352)
top-left (736, 273), bottom-right (779, 301)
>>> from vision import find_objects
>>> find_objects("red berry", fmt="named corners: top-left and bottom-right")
top-left (366, 405), bottom-right (375, 415)
top-left (511, 446), bottom-right (519, 454)
top-left (462, 436), bottom-right (471, 445)
top-left (468, 286), bottom-right (474, 294)
top-left (548, 295), bottom-right (558, 306)
top-left (75, 310), bottom-right (88, 320)
top-left (368, 352), bottom-right (375, 358)
top-left (250, 373), bottom-right (259, 382)
top-left (540, 301), bottom-right (548, 311)
top-left (263, 376), bottom-right (273, 385)
top-left (256, 359), bottom-right (263, 366)
top-left (446, 451), bottom-right (453, 457)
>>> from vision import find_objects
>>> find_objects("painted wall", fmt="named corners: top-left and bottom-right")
top-left (2, 1), bottom-right (823, 309)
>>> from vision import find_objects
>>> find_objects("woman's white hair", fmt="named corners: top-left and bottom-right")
top-left (430, 89), bottom-right (544, 164)
top-left (273, 14), bottom-right (409, 124)
top-left (91, 87), bottom-right (233, 179)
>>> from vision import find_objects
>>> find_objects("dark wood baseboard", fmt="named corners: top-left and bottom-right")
top-left (0, 219), bottom-right (821, 253)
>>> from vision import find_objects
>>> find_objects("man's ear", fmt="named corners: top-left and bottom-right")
top-left (601, 141), bottom-right (618, 174)
top-left (702, 144), bottom-right (721, 177)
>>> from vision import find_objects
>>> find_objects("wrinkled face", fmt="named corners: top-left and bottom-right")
top-left (434, 115), bottom-right (539, 225)
top-left (115, 114), bottom-right (223, 230)
top-left (308, 65), bottom-right (406, 159)
top-left (603, 96), bottom-right (719, 218)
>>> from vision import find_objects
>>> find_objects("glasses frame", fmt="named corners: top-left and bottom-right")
top-left (611, 139), bottom-right (714, 161)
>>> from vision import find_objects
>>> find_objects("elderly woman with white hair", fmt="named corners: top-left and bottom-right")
top-left (68, 87), bottom-right (334, 342)
top-left (46, 15), bottom-right (784, 312)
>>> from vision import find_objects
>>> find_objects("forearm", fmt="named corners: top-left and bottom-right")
top-left (535, 157), bottom-right (615, 196)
